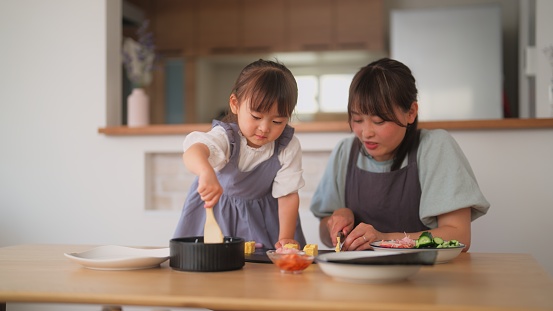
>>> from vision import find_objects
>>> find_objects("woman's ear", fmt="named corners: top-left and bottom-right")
top-left (408, 102), bottom-right (418, 123)
top-left (229, 94), bottom-right (239, 114)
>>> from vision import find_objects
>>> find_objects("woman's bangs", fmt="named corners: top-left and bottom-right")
top-left (351, 79), bottom-right (395, 121)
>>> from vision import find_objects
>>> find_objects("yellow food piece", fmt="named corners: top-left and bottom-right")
top-left (335, 236), bottom-right (342, 252)
top-left (303, 244), bottom-right (318, 256)
top-left (283, 243), bottom-right (299, 250)
top-left (244, 241), bottom-right (256, 254)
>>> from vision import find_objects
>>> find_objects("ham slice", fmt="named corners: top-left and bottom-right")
top-left (378, 234), bottom-right (416, 248)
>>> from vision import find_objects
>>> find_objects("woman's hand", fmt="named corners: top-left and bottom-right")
top-left (341, 208), bottom-right (472, 252)
top-left (197, 170), bottom-right (223, 208)
top-left (342, 223), bottom-right (382, 251)
top-left (325, 208), bottom-right (355, 248)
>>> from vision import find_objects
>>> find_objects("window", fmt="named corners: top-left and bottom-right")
top-left (295, 73), bottom-right (353, 117)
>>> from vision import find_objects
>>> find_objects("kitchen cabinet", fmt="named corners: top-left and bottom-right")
top-left (288, 0), bottom-right (334, 51)
top-left (335, 0), bottom-right (384, 50)
top-left (147, 0), bottom-right (384, 55)
top-left (241, 0), bottom-right (287, 53)
top-left (153, 0), bottom-right (198, 54)
top-left (287, 0), bottom-right (384, 51)
top-left (198, 0), bottom-right (241, 54)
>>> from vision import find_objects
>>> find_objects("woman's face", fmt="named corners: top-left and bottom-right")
top-left (350, 103), bottom-right (418, 162)
top-left (229, 94), bottom-right (288, 148)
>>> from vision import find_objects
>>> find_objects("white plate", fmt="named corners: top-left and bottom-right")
top-left (370, 241), bottom-right (464, 264)
top-left (64, 245), bottom-right (170, 270)
top-left (316, 251), bottom-right (421, 283)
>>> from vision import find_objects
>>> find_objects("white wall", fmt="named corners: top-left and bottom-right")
top-left (391, 5), bottom-right (503, 121)
top-left (535, 0), bottom-right (553, 117)
top-left (1, 1), bottom-right (553, 311)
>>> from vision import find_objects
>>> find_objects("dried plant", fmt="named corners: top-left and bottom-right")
top-left (122, 20), bottom-right (155, 88)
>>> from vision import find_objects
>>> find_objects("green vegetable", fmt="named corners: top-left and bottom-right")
top-left (416, 231), bottom-right (435, 248)
top-left (448, 240), bottom-right (460, 247)
top-left (415, 232), bottom-right (461, 249)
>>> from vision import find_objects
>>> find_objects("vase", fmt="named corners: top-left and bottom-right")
top-left (127, 88), bottom-right (150, 127)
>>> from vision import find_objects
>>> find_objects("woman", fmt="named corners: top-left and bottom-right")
top-left (310, 58), bottom-right (490, 252)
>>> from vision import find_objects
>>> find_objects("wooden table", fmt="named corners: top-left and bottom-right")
top-left (1, 244), bottom-right (552, 311)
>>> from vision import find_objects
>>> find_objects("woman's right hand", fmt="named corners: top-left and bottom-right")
top-left (197, 170), bottom-right (223, 208)
top-left (326, 208), bottom-right (355, 247)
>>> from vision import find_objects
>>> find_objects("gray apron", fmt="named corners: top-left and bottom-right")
top-left (345, 132), bottom-right (428, 233)
top-left (173, 120), bottom-right (306, 249)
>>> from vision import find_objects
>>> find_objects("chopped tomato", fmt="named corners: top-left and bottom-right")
top-left (274, 254), bottom-right (312, 271)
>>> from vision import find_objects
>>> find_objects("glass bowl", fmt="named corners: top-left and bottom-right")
top-left (266, 250), bottom-right (314, 274)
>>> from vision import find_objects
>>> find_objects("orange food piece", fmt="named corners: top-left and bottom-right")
top-left (244, 241), bottom-right (256, 254)
top-left (303, 244), bottom-right (318, 256)
top-left (274, 254), bottom-right (312, 271)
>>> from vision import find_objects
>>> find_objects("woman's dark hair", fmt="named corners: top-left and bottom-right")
top-left (348, 58), bottom-right (419, 170)
top-left (223, 59), bottom-right (298, 123)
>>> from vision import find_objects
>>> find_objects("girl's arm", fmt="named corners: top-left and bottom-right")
top-left (275, 192), bottom-right (300, 249)
top-left (183, 143), bottom-right (223, 208)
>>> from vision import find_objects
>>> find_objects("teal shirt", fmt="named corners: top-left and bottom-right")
top-left (310, 129), bottom-right (490, 229)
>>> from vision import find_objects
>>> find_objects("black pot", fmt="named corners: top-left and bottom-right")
top-left (170, 236), bottom-right (245, 272)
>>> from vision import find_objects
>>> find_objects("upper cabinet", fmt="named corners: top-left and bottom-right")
top-left (335, 0), bottom-right (384, 51)
top-left (148, 0), bottom-right (384, 55)
top-left (241, 0), bottom-right (287, 53)
top-left (198, 0), bottom-right (241, 54)
top-left (288, 0), bottom-right (334, 51)
top-left (152, 0), bottom-right (198, 54)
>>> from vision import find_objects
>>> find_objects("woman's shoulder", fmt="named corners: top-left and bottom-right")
top-left (325, 136), bottom-right (357, 163)
top-left (336, 136), bottom-right (357, 150)
top-left (418, 128), bottom-right (465, 160)
top-left (419, 129), bottom-right (458, 149)
top-left (420, 128), bottom-right (453, 141)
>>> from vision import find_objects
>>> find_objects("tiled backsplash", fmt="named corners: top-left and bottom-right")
top-left (146, 151), bottom-right (331, 212)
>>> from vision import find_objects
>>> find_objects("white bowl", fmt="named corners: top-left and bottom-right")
top-left (316, 251), bottom-right (422, 283)
top-left (370, 241), bottom-right (464, 264)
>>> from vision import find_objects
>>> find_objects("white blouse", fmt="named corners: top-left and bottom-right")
top-left (182, 125), bottom-right (305, 198)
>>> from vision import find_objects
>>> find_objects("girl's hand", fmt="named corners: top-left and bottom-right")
top-left (326, 208), bottom-right (355, 247)
top-left (275, 239), bottom-right (300, 250)
top-left (342, 223), bottom-right (382, 251)
top-left (197, 170), bottom-right (223, 208)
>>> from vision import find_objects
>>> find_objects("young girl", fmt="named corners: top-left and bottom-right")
top-left (173, 59), bottom-right (306, 250)
top-left (310, 58), bottom-right (490, 252)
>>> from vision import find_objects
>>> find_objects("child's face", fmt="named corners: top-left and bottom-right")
top-left (350, 103), bottom-right (417, 162)
top-left (230, 95), bottom-right (289, 148)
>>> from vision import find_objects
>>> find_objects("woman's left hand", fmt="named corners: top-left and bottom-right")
top-left (342, 223), bottom-right (382, 251)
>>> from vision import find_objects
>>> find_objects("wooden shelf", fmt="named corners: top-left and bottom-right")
top-left (98, 118), bottom-right (553, 136)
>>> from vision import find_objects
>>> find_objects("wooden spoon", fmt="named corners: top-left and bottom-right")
top-left (204, 207), bottom-right (224, 243)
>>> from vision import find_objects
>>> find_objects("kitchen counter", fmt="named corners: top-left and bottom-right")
top-left (1, 244), bottom-right (552, 311)
top-left (98, 118), bottom-right (553, 136)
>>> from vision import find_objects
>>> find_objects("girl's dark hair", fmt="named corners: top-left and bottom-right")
top-left (348, 58), bottom-right (419, 170)
top-left (223, 59), bottom-right (298, 123)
